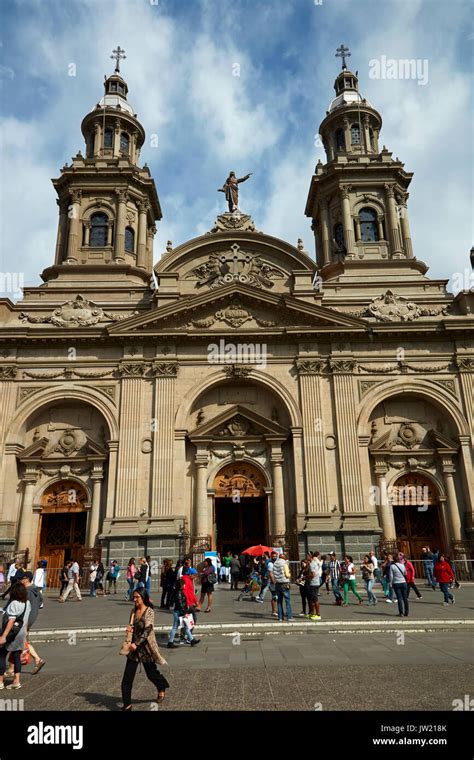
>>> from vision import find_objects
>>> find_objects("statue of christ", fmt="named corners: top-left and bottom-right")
top-left (218, 171), bottom-right (252, 213)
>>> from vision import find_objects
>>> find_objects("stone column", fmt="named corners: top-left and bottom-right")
top-left (385, 183), bottom-right (403, 258)
top-left (456, 358), bottom-right (474, 439)
top-left (113, 118), bottom-right (121, 156)
top-left (115, 363), bottom-right (147, 517)
top-left (0, 370), bottom-right (18, 529)
top-left (291, 427), bottom-right (306, 520)
top-left (83, 222), bottom-right (91, 247)
top-left (377, 214), bottom-right (385, 241)
top-left (104, 440), bottom-right (119, 521)
top-left (330, 360), bottom-right (365, 512)
top-left (320, 200), bottom-right (331, 265)
top-left (114, 189), bottom-right (128, 260)
top-left (194, 453), bottom-right (209, 537)
top-left (374, 460), bottom-right (396, 539)
top-left (399, 196), bottom-right (414, 258)
top-left (66, 189), bottom-right (82, 262)
top-left (271, 446), bottom-right (286, 537)
top-left (16, 469), bottom-right (39, 553)
top-left (363, 115), bottom-right (371, 153)
top-left (93, 122), bottom-right (101, 157)
top-left (458, 436), bottom-right (474, 534)
top-left (150, 362), bottom-right (179, 517)
top-left (107, 220), bottom-right (113, 247)
top-left (341, 185), bottom-right (355, 256)
top-left (343, 117), bottom-right (351, 151)
top-left (354, 215), bottom-right (361, 242)
top-left (137, 201), bottom-right (149, 269)
top-left (295, 360), bottom-right (328, 513)
top-left (87, 465), bottom-right (103, 546)
top-left (54, 200), bottom-right (69, 264)
top-left (441, 457), bottom-right (462, 543)
top-left (147, 224), bottom-right (157, 272)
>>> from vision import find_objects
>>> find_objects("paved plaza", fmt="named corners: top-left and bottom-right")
top-left (8, 582), bottom-right (471, 712)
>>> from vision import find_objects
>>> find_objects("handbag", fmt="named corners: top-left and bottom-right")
top-left (119, 612), bottom-right (135, 656)
top-left (1, 603), bottom-right (26, 645)
top-left (179, 613), bottom-right (195, 630)
top-left (207, 573), bottom-right (217, 585)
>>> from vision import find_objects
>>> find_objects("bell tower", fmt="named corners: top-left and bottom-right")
top-left (42, 47), bottom-right (161, 289)
top-left (306, 46), bottom-right (416, 275)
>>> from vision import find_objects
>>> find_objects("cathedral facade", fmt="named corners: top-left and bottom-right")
top-left (1, 58), bottom-right (473, 574)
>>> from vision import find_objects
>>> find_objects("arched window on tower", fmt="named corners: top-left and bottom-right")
top-left (335, 128), bottom-right (345, 151)
top-left (104, 128), bottom-right (113, 149)
top-left (359, 207), bottom-right (379, 242)
top-left (351, 123), bottom-right (361, 145)
top-left (125, 226), bottom-right (135, 253)
top-left (90, 213), bottom-right (109, 247)
top-left (333, 223), bottom-right (344, 251)
top-left (120, 132), bottom-right (130, 154)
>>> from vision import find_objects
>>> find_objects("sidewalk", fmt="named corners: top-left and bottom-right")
top-left (29, 581), bottom-right (474, 640)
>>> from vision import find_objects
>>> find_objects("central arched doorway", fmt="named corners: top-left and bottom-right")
top-left (391, 473), bottom-right (445, 558)
top-left (38, 480), bottom-right (89, 583)
top-left (213, 463), bottom-right (268, 555)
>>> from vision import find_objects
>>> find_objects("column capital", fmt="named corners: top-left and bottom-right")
top-left (70, 189), bottom-right (82, 203)
top-left (115, 189), bottom-right (129, 204)
top-left (91, 464), bottom-right (104, 480)
top-left (295, 358), bottom-right (326, 375)
top-left (0, 366), bottom-right (18, 381)
top-left (384, 183), bottom-right (396, 198)
top-left (440, 455), bottom-right (456, 474)
top-left (118, 361), bottom-right (148, 378)
top-left (455, 357), bottom-right (474, 372)
top-left (341, 184), bottom-right (352, 200)
top-left (22, 467), bottom-right (38, 484)
top-left (329, 359), bottom-right (357, 374)
top-left (138, 200), bottom-right (151, 214)
top-left (195, 455), bottom-right (209, 467)
top-left (151, 361), bottom-right (179, 377)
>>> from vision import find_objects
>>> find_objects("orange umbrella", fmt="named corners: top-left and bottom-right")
top-left (242, 544), bottom-right (273, 556)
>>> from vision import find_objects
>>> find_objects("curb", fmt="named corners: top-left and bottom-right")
top-left (29, 618), bottom-right (474, 641)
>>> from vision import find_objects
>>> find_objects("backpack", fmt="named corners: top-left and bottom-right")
top-left (261, 559), bottom-right (271, 580)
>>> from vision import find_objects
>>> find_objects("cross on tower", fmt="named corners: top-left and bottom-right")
top-left (110, 46), bottom-right (126, 73)
top-left (335, 44), bottom-right (351, 70)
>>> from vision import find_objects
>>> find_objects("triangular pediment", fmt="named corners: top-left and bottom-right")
top-left (19, 431), bottom-right (107, 462)
top-left (108, 283), bottom-right (368, 335)
top-left (189, 405), bottom-right (288, 439)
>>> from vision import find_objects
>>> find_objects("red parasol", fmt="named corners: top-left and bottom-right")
top-left (242, 544), bottom-right (273, 556)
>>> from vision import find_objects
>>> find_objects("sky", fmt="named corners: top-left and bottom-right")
top-left (0, 0), bottom-right (472, 297)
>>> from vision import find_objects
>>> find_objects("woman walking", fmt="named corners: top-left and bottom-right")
top-left (125, 558), bottom-right (136, 601)
top-left (296, 559), bottom-right (309, 616)
top-left (120, 589), bottom-right (169, 711)
top-left (404, 555), bottom-right (422, 599)
top-left (59, 562), bottom-right (69, 597)
top-left (160, 560), bottom-right (176, 609)
top-left (199, 558), bottom-right (216, 613)
top-left (389, 556), bottom-right (409, 617)
top-left (434, 554), bottom-right (456, 605)
top-left (381, 553), bottom-right (394, 603)
top-left (0, 583), bottom-right (31, 690)
top-left (360, 555), bottom-right (377, 605)
top-left (89, 562), bottom-right (98, 597)
top-left (342, 555), bottom-right (363, 607)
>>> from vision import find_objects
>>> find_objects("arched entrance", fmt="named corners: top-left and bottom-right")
top-left (392, 473), bottom-right (445, 558)
top-left (213, 463), bottom-right (268, 555)
top-left (38, 480), bottom-right (89, 582)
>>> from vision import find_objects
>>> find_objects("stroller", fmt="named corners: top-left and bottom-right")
top-left (236, 570), bottom-right (261, 602)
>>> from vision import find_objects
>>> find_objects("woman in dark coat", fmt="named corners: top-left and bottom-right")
top-left (121, 588), bottom-right (169, 711)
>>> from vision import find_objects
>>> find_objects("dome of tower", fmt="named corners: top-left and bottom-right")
top-left (328, 89), bottom-right (373, 113)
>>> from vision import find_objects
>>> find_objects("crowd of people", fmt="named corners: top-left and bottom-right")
top-left (0, 561), bottom-right (47, 691)
top-left (0, 543), bottom-right (463, 708)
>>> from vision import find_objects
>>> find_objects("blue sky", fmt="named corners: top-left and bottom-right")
top-left (0, 0), bottom-right (472, 294)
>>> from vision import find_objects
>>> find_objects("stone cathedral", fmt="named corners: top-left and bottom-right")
top-left (0, 52), bottom-right (473, 575)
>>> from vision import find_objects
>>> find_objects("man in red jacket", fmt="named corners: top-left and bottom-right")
top-left (434, 555), bottom-right (456, 605)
